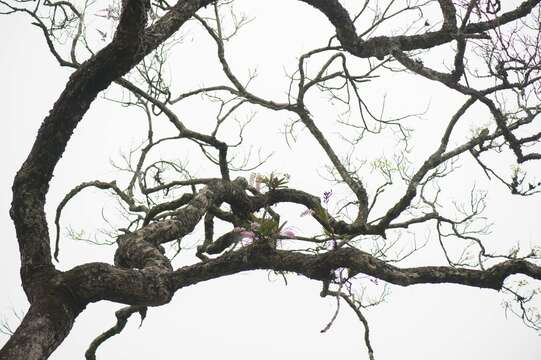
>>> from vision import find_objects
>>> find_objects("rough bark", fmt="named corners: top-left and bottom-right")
top-left (0, 283), bottom-right (84, 360)
top-left (3, 0), bottom-right (541, 359)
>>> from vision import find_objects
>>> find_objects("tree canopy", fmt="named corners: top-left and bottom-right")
top-left (1, 0), bottom-right (541, 359)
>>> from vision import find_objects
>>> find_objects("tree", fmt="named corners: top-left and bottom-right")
top-left (1, 0), bottom-right (541, 359)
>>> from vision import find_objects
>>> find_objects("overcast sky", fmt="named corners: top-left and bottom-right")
top-left (1, 1), bottom-right (540, 359)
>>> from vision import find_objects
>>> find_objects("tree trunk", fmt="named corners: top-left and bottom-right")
top-left (0, 290), bottom-right (83, 360)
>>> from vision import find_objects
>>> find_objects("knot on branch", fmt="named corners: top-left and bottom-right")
top-left (232, 176), bottom-right (249, 189)
top-left (114, 233), bottom-right (172, 272)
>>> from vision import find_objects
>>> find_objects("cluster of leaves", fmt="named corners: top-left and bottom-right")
top-left (252, 172), bottom-right (290, 191)
top-left (249, 217), bottom-right (281, 238)
top-left (510, 166), bottom-right (541, 196)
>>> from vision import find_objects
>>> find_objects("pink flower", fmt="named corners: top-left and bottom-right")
top-left (239, 231), bottom-right (255, 245)
top-left (280, 228), bottom-right (295, 238)
top-left (239, 231), bottom-right (255, 239)
top-left (232, 228), bottom-right (256, 245)
top-left (250, 222), bottom-right (260, 230)
top-left (255, 175), bottom-right (263, 191)
top-left (249, 173), bottom-right (263, 191)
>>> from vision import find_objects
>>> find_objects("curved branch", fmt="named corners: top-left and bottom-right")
top-left (10, 0), bottom-right (152, 294)
top-left (54, 180), bottom-right (148, 261)
top-left (85, 305), bottom-right (147, 360)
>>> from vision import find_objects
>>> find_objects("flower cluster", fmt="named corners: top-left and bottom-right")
top-left (299, 190), bottom-right (332, 217)
top-left (323, 189), bottom-right (333, 204)
top-left (232, 220), bottom-right (295, 247)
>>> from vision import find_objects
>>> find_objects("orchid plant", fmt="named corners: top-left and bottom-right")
top-left (249, 172), bottom-right (290, 192)
top-left (232, 214), bottom-right (296, 247)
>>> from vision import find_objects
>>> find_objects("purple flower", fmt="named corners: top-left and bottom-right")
top-left (323, 190), bottom-right (333, 204)
top-left (300, 208), bottom-right (315, 217)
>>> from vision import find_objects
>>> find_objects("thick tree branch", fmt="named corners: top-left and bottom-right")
top-left (10, 0), bottom-right (152, 296)
top-left (59, 245), bottom-right (541, 309)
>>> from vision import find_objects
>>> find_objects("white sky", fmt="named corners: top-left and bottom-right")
top-left (1, 1), bottom-right (540, 359)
